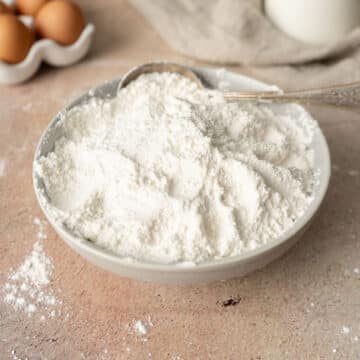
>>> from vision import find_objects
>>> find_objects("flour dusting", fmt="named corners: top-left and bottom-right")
top-left (0, 158), bottom-right (6, 177)
top-left (2, 218), bottom-right (61, 318)
top-left (35, 72), bottom-right (318, 264)
top-left (133, 316), bottom-right (154, 339)
top-left (134, 320), bottom-right (149, 335)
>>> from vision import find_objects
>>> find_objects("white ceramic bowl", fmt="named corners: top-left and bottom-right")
top-left (33, 67), bottom-right (331, 284)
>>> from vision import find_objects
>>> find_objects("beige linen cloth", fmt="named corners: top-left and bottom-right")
top-left (129, 0), bottom-right (360, 89)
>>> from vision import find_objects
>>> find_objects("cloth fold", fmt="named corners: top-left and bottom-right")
top-left (129, 0), bottom-right (360, 88)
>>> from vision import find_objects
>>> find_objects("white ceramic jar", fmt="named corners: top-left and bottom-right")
top-left (264, 0), bottom-right (360, 45)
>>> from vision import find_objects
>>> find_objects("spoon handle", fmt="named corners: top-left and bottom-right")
top-left (224, 81), bottom-right (360, 108)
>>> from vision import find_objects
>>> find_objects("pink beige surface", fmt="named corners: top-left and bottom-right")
top-left (1, 1), bottom-right (360, 359)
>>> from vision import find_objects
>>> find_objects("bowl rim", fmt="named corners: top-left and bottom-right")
top-left (32, 68), bottom-right (331, 273)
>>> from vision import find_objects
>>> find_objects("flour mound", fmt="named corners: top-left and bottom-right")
top-left (35, 73), bottom-right (318, 264)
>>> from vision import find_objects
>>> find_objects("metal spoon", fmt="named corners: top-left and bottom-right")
top-left (118, 61), bottom-right (360, 108)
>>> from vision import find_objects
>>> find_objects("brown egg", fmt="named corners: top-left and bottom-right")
top-left (0, 2), bottom-right (11, 14)
top-left (0, 14), bottom-right (34, 64)
top-left (16, 0), bottom-right (49, 16)
top-left (35, 0), bottom-right (85, 46)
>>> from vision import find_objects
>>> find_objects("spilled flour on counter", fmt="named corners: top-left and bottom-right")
top-left (35, 72), bottom-right (318, 264)
top-left (129, 317), bottom-right (154, 343)
top-left (0, 158), bottom-right (6, 177)
top-left (133, 317), bottom-right (153, 337)
top-left (2, 218), bottom-right (61, 318)
top-left (134, 320), bottom-right (149, 335)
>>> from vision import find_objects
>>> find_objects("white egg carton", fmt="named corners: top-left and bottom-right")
top-left (0, 0), bottom-right (95, 85)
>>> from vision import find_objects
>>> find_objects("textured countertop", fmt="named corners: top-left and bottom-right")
top-left (1, 1), bottom-right (360, 359)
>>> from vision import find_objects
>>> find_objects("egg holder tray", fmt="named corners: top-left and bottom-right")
top-left (0, 3), bottom-right (95, 85)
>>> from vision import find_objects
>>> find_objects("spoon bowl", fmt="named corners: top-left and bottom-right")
top-left (118, 61), bottom-right (203, 90)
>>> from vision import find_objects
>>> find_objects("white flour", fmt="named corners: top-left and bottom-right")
top-left (134, 320), bottom-right (148, 335)
top-left (2, 218), bottom-right (61, 317)
top-left (133, 317), bottom-right (153, 337)
top-left (0, 158), bottom-right (6, 177)
top-left (35, 72), bottom-right (318, 264)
